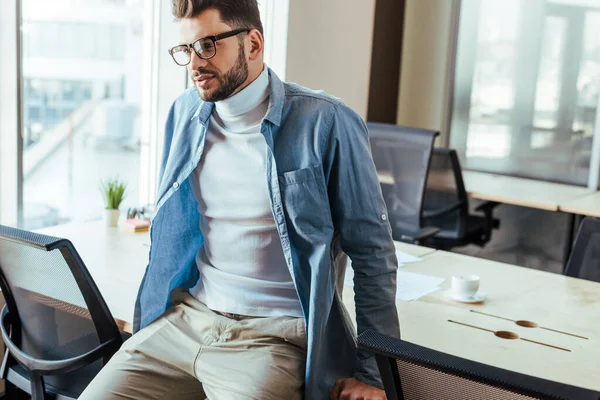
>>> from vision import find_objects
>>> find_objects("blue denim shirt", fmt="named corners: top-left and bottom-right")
top-left (133, 68), bottom-right (400, 398)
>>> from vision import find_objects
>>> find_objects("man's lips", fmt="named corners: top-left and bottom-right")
top-left (194, 75), bottom-right (214, 84)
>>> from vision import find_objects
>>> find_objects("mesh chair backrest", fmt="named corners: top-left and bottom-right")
top-left (565, 217), bottom-right (600, 283)
top-left (368, 123), bottom-right (438, 232)
top-left (358, 330), bottom-right (600, 400)
top-left (423, 148), bottom-right (469, 236)
top-left (395, 358), bottom-right (538, 399)
top-left (0, 225), bottom-right (120, 392)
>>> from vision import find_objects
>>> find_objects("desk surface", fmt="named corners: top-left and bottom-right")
top-left (558, 190), bottom-right (600, 217)
top-left (37, 221), bottom-right (600, 390)
top-left (36, 222), bottom-right (434, 333)
top-left (463, 171), bottom-right (592, 211)
top-left (343, 250), bottom-right (600, 390)
top-left (394, 241), bottom-right (436, 258)
top-left (379, 170), bottom-right (592, 211)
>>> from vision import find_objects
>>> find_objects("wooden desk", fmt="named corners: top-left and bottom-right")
top-left (36, 221), bottom-right (435, 333)
top-left (343, 250), bottom-right (600, 390)
top-left (34, 222), bottom-right (600, 389)
top-left (559, 191), bottom-right (600, 218)
top-left (380, 169), bottom-right (595, 265)
top-left (379, 170), bottom-right (591, 211)
top-left (394, 241), bottom-right (436, 258)
top-left (463, 171), bottom-right (592, 211)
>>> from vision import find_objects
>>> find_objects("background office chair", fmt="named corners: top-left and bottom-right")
top-left (0, 225), bottom-right (124, 399)
top-left (368, 122), bottom-right (440, 244)
top-left (564, 217), bottom-right (600, 283)
top-left (358, 330), bottom-right (600, 400)
top-left (422, 148), bottom-right (499, 250)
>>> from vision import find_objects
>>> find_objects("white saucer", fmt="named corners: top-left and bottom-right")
top-left (444, 290), bottom-right (487, 303)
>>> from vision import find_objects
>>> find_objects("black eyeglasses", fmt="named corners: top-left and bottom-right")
top-left (168, 28), bottom-right (250, 66)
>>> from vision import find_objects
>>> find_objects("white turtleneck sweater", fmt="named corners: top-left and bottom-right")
top-left (189, 67), bottom-right (303, 318)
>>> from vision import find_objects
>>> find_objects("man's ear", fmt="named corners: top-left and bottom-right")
top-left (247, 29), bottom-right (263, 61)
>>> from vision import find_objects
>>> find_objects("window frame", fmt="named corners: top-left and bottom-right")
top-left (0, 0), bottom-right (24, 226)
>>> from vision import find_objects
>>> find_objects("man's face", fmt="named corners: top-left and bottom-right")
top-left (180, 9), bottom-right (249, 102)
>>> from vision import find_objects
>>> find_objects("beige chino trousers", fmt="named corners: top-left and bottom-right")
top-left (79, 288), bottom-right (307, 399)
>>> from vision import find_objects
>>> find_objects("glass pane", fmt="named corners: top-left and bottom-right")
top-left (21, 0), bottom-right (146, 229)
top-left (533, 17), bottom-right (566, 131)
top-left (451, 0), bottom-right (600, 186)
top-left (571, 11), bottom-right (600, 184)
top-left (464, 0), bottom-right (520, 160)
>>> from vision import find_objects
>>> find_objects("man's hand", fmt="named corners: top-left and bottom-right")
top-left (330, 377), bottom-right (387, 400)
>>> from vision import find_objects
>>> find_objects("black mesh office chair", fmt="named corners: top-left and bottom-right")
top-left (422, 148), bottom-right (499, 250)
top-left (564, 217), bottom-right (600, 283)
top-left (358, 330), bottom-right (600, 400)
top-left (368, 122), bottom-right (440, 244)
top-left (0, 225), bottom-right (124, 399)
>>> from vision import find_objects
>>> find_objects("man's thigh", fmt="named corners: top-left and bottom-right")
top-left (195, 313), bottom-right (307, 400)
top-left (81, 289), bottom-right (307, 399)
top-left (79, 304), bottom-right (206, 400)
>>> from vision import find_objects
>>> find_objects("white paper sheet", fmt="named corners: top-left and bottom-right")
top-left (395, 271), bottom-right (444, 301)
top-left (344, 266), bottom-right (444, 301)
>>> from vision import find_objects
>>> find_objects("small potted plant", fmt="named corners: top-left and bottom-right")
top-left (100, 177), bottom-right (127, 227)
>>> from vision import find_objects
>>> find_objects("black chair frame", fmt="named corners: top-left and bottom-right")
top-left (0, 225), bottom-right (123, 399)
top-left (358, 330), bottom-right (600, 400)
top-left (423, 148), bottom-right (500, 249)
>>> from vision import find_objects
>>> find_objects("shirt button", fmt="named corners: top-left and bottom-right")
top-left (172, 182), bottom-right (179, 189)
top-left (197, 147), bottom-right (202, 153)
top-left (381, 214), bottom-right (387, 221)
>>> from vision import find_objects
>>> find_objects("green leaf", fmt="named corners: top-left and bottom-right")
top-left (100, 177), bottom-right (127, 210)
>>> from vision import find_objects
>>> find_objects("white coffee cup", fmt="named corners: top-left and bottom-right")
top-left (451, 275), bottom-right (480, 299)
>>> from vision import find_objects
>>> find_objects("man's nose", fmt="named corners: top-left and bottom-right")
top-left (189, 50), bottom-right (209, 72)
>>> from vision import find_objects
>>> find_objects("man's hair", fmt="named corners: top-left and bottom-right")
top-left (172, 0), bottom-right (263, 36)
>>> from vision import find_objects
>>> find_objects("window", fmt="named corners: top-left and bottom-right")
top-left (450, 0), bottom-right (600, 186)
top-left (1, 0), bottom-right (290, 228)
top-left (259, 0), bottom-right (289, 79)
top-left (19, 0), bottom-right (148, 229)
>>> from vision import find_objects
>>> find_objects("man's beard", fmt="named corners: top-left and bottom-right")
top-left (195, 44), bottom-right (248, 102)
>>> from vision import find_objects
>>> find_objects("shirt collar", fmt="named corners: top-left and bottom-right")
top-left (264, 67), bottom-right (284, 127)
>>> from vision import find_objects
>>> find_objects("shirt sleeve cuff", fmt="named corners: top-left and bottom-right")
top-left (353, 355), bottom-right (384, 390)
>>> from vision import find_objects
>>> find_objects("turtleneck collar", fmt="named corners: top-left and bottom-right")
top-left (214, 65), bottom-right (269, 120)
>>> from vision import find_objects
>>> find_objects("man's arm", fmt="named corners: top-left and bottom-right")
top-left (322, 104), bottom-right (400, 389)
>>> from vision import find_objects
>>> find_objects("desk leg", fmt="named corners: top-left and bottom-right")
top-left (563, 213), bottom-right (582, 273)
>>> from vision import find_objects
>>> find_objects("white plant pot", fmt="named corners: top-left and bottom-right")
top-left (104, 209), bottom-right (120, 227)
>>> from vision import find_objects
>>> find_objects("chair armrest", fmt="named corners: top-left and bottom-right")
top-left (0, 307), bottom-right (120, 376)
top-left (422, 202), bottom-right (465, 219)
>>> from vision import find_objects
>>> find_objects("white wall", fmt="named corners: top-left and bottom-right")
top-left (397, 0), bottom-right (456, 138)
top-left (285, 0), bottom-right (376, 119)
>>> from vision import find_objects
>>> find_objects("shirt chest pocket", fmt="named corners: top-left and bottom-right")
top-left (278, 165), bottom-right (332, 237)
